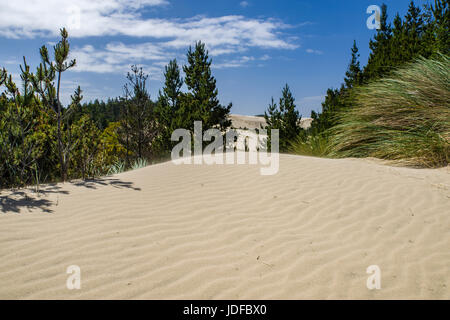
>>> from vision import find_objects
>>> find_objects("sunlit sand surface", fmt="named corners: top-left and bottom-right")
top-left (0, 154), bottom-right (449, 299)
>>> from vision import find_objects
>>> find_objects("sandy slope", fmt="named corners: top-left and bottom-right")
top-left (229, 114), bottom-right (313, 130)
top-left (0, 155), bottom-right (449, 299)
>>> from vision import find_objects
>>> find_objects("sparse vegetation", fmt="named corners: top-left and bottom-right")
top-left (0, 36), bottom-right (231, 189)
top-left (131, 158), bottom-right (149, 171)
top-left (1, 0), bottom-right (448, 190)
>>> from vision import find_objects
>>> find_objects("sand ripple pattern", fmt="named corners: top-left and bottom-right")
top-left (0, 155), bottom-right (449, 299)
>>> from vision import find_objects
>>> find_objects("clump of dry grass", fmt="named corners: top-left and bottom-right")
top-left (289, 134), bottom-right (330, 157)
top-left (328, 54), bottom-right (450, 167)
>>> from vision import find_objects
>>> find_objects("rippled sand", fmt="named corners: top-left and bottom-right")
top-left (0, 155), bottom-right (449, 299)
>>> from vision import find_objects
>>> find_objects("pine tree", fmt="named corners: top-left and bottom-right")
top-left (308, 0), bottom-right (447, 144)
top-left (344, 41), bottom-right (363, 88)
top-left (121, 65), bottom-right (157, 161)
top-left (0, 59), bottom-right (47, 187)
top-left (308, 87), bottom-right (345, 135)
top-left (429, 0), bottom-right (450, 54)
top-left (70, 114), bottom-right (101, 180)
top-left (29, 28), bottom-right (78, 182)
top-left (264, 97), bottom-right (281, 130)
top-left (309, 40), bottom-right (362, 135)
top-left (155, 59), bottom-right (184, 154)
top-left (403, 1), bottom-right (424, 58)
top-left (158, 59), bottom-right (183, 130)
top-left (264, 84), bottom-right (301, 152)
top-left (0, 68), bottom-right (6, 87)
top-left (162, 59), bottom-right (183, 111)
top-left (182, 41), bottom-right (231, 131)
top-left (364, 4), bottom-right (393, 79)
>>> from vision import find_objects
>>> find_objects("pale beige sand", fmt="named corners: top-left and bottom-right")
top-left (229, 114), bottom-right (313, 130)
top-left (0, 155), bottom-right (449, 299)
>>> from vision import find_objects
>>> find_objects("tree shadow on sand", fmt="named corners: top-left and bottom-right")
top-left (0, 191), bottom-right (55, 213)
top-left (0, 177), bottom-right (140, 214)
top-left (72, 177), bottom-right (141, 191)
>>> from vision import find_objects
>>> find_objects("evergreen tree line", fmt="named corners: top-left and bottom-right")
top-left (263, 0), bottom-right (448, 156)
top-left (0, 30), bottom-right (231, 188)
top-left (1, 0), bottom-right (447, 188)
top-left (309, 0), bottom-right (449, 135)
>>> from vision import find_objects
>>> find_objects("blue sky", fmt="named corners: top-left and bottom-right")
top-left (0, 0), bottom-right (428, 117)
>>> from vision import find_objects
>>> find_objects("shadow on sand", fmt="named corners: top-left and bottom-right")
top-left (72, 178), bottom-right (141, 191)
top-left (0, 177), bottom-right (140, 214)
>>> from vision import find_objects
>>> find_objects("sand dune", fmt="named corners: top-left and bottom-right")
top-left (0, 154), bottom-right (449, 299)
top-left (229, 114), bottom-right (313, 130)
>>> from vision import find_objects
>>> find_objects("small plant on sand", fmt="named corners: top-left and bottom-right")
top-left (289, 134), bottom-right (330, 157)
top-left (107, 160), bottom-right (126, 176)
top-left (328, 54), bottom-right (450, 167)
top-left (131, 158), bottom-right (148, 170)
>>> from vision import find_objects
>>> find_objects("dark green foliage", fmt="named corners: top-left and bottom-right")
top-left (0, 34), bottom-right (235, 189)
top-left (328, 55), bottom-right (449, 167)
top-left (425, 0), bottom-right (450, 54)
top-left (0, 68), bottom-right (6, 86)
top-left (344, 41), bottom-right (363, 88)
top-left (0, 65), bottom-right (48, 188)
top-left (309, 87), bottom-right (347, 135)
top-left (29, 28), bottom-right (78, 182)
top-left (311, 1), bottom-right (449, 137)
top-left (70, 114), bottom-right (101, 180)
top-left (182, 41), bottom-right (232, 132)
top-left (154, 43), bottom-right (232, 155)
top-left (308, 41), bottom-right (361, 135)
top-left (264, 84), bottom-right (303, 152)
top-left (121, 65), bottom-right (158, 162)
top-left (154, 59), bottom-right (184, 155)
top-left (78, 98), bottom-right (122, 130)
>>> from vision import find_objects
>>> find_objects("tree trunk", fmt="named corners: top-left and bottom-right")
top-left (56, 70), bottom-right (66, 182)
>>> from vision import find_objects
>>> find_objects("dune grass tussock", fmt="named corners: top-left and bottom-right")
top-left (328, 54), bottom-right (450, 167)
top-left (106, 158), bottom-right (148, 176)
top-left (107, 160), bottom-right (126, 176)
top-left (131, 158), bottom-right (149, 170)
top-left (289, 134), bottom-right (330, 157)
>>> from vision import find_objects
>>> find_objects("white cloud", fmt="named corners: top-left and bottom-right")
top-left (0, 1), bottom-right (296, 53)
top-left (0, 1), bottom-right (299, 74)
top-left (69, 40), bottom-right (276, 74)
top-left (70, 42), bottom-right (170, 79)
top-left (306, 48), bottom-right (323, 55)
top-left (0, 0), bottom-right (168, 38)
top-left (240, 1), bottom-right (250, 8)
top-left (213, 54), bottom-right (271, 69)
top-left (213, 56), bottom-right (255, 69)
top-left (1, 58), bottom-right (20, 66)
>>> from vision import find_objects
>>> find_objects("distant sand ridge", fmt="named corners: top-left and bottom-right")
top-left (0, 155), bottom-right (449, 299)
top-left (229, 114), bottom-right (313, 130)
